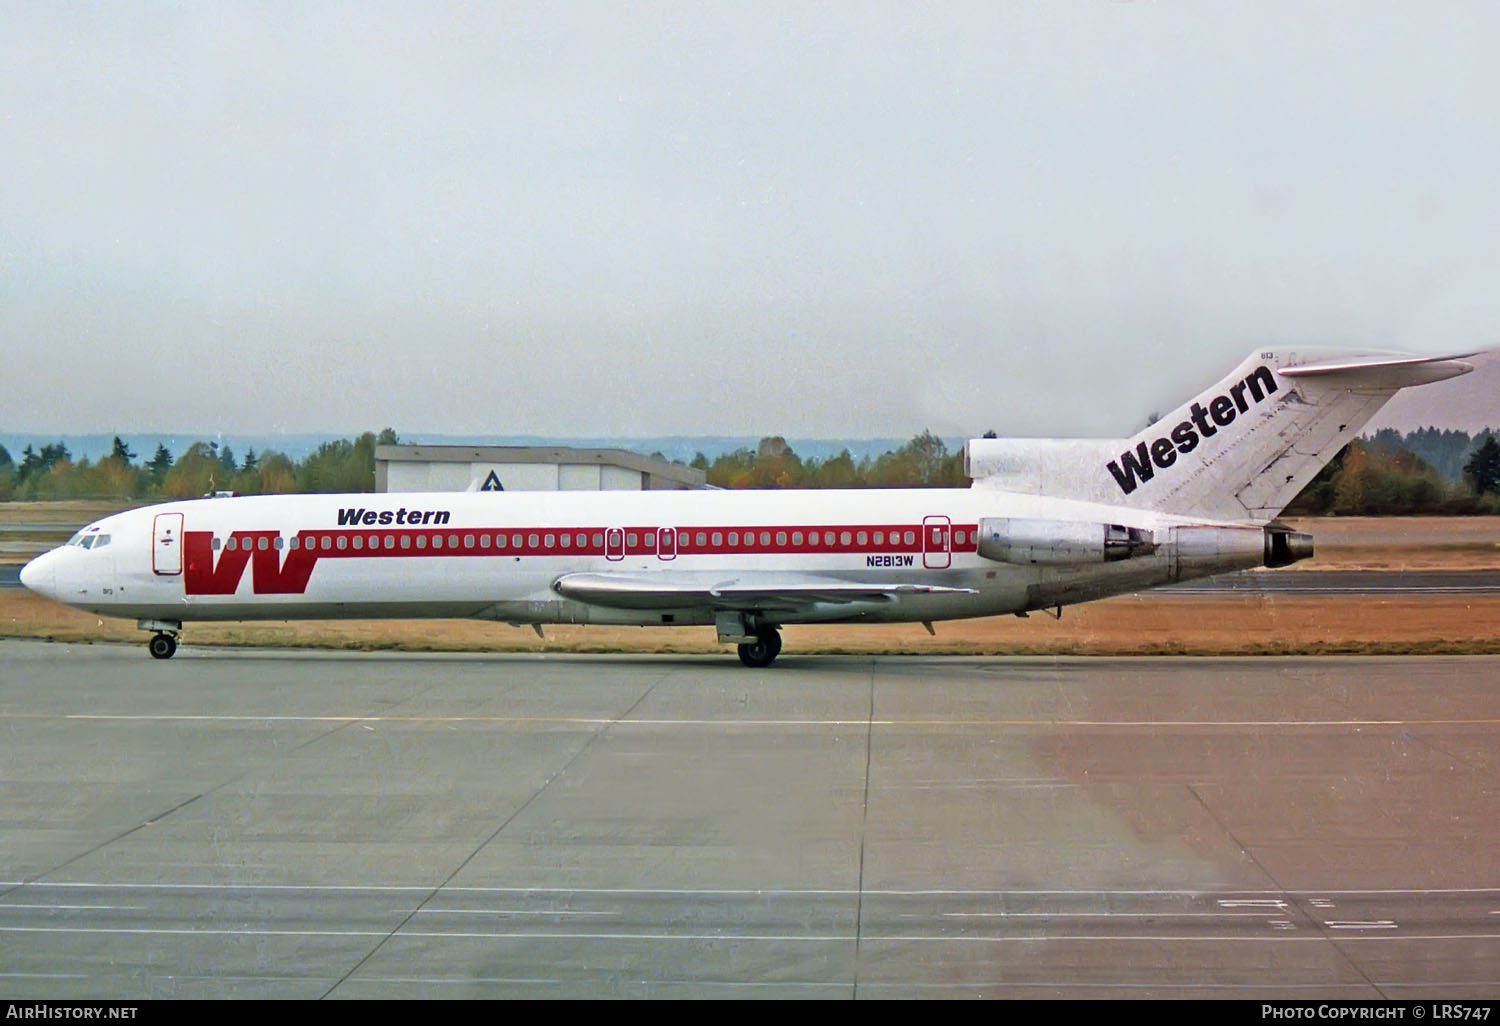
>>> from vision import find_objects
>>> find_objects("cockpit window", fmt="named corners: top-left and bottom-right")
top-left (65, 527), bottom-right (110, 549)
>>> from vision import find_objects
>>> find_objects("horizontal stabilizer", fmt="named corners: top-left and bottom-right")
top-left (1275, 350), bottom-right (1478, 388)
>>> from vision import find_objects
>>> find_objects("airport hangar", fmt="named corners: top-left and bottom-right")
top-left (374, 444), bottom-right (707, 493)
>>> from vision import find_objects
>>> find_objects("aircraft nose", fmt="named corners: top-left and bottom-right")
top-left (19, 551), bottom-right (56, 598)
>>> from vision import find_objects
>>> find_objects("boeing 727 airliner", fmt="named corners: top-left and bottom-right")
top-left (19, 348), bottom-right (1483, 665)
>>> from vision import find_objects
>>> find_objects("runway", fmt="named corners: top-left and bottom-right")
top-left (1, 641), bottom-right (1497, 998)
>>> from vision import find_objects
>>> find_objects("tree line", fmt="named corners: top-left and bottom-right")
top-left (0, 429), bottom-right (398, 501)
top-left (2, 425), bottom-right (1499, 514)
top-left (1285, 431), bottom-right (1500, 516)
top-left (687, 431), bottom-right (968, 489)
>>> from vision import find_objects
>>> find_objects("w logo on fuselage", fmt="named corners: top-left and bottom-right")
top-left (183, 532), bottom-right (316, 595)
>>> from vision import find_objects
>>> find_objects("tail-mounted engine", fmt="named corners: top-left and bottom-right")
top-left (1171, 523), bottom-right (1314, 578)
top-left (977, 518), bottom-right (1157, 566)
top-left (978, 518), bottom-right (1314, 574)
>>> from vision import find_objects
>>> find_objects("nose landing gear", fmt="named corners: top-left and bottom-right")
top-left (139, 619), bottom-right (182, 660)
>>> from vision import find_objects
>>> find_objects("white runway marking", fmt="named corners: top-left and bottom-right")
top-left (5, 712), bottom-right (1500, 729)
top-left (7, 924), bottom-right (1496, 943)
top-left (940, 911), bottom-right (1279, 919)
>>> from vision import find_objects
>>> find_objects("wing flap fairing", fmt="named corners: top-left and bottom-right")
top-left (553, 571), bottom-right (977, 611)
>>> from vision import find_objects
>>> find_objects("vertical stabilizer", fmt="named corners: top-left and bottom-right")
top-left (967, 348), bottom-right (1479, 522)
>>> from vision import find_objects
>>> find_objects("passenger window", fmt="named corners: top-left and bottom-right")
top-left (464, 534), bottom-right (475, 547)
top-left (212, 538), bottom-right (221, 551)
top-left (759, 531), bottom-right (770, 546)
top-left (840, 531), bottom-right (852, 546)
top-left (591, 533), bottom-right (603, 547)
top-left (712, 532), bottom-right (722, 547)
top-left (274, 537), bottom-right (284, 550)
top-left (401, 535), bottom-right (411, 549)
top-left (416, 535), bottom-right (427, 549)
top-left (511, 534), bottom-right (522, 548)
top-left (480, 534), bottom-right (491, 549)
top-left (528, 533), bottom-right (539, 548)
top-left (728, 532), bottom-right (739, 546)
top-left (824, 532), bottom-right (834, 546)
top-left (336, 536), bottom-right (347, 550)
top-left (904, 531), bottom-right (916, 545)
top-left (353, 536), bottom-right (363, 550)
top-left (449, 534), bottom-right (459, 548)
top-left (544, 534), bottom-right (555, 548)
top-left (874, 531), bottom-right (884, 545)
top-left (385, 535), bottom-right (395, 548)
top-left (433, 535), bottom-right (444, 549)
top-left (857, 531), bottom-right (867, 545)
top-left (775, 531), bottom-right (787, 546)
top-left (626, 532), bottom-right (638, 547)
top-left (287, 537), bottom-right (298, 550)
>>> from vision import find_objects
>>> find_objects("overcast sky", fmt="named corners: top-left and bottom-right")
top-left (3, 1), bottom-right (1498, 439)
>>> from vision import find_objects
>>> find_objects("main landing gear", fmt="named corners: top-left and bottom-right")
top-left (737, 626), bottom-right (782, 668)
top-left (140, 619), bottom-right (181, 660)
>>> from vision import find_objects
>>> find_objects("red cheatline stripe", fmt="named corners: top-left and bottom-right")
top-left (211, 523), bottom-right (980, 559)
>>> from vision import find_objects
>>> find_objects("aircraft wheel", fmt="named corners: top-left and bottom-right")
top-left (148, 633), bottom-right (178, 660)
top-left (737, 627), bottom-right (781, 668)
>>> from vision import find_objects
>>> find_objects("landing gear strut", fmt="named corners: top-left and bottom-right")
top-left (147, 633), bottom-right (177, 660)
top-left (737, 626), bottom-right (782, 668)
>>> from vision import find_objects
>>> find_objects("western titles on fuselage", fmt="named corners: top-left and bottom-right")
top-left (337, 507), bottom-right (452, 526)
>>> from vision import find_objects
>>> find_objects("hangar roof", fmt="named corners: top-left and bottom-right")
top-left (374, 444), bottom-right (706, 489)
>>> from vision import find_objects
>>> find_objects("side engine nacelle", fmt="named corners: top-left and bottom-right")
top-left (978, 518), bottom-right (1314, 575)
top-left (1171, 524), bottom-right (1315, 578)
top-left (977, 518), bottom-right (1157, 566)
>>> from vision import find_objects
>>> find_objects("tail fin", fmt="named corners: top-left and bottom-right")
top-left (967, 348), bottom-right (1480, 522)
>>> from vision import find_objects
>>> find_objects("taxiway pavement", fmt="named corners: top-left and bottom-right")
top-left (1, 641), bottom-right (1497, 998)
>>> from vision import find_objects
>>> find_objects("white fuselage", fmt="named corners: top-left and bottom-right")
top-left (19, 486), bottom-right (1253, 631)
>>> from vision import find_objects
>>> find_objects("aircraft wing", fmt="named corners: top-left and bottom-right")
top-left (552, 571), bottom-right (977, 611)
